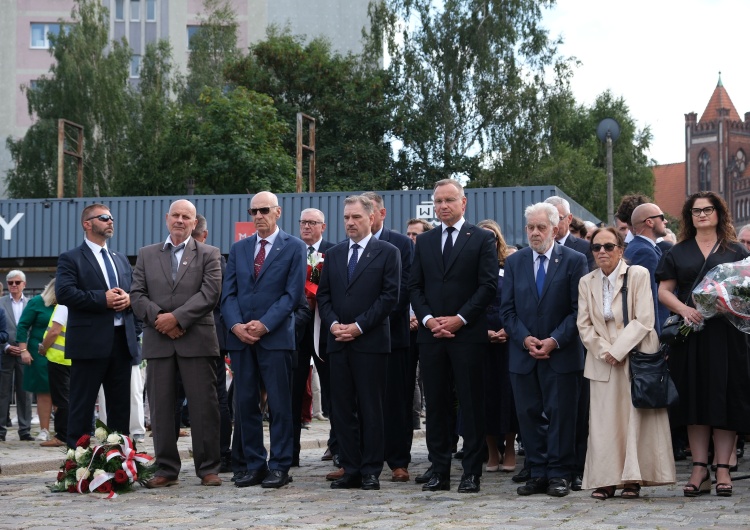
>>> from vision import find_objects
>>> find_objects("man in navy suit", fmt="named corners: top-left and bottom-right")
top-left (56, 204), bottom-right (140, 448)
top-left (317, 195), bottom-right (400, 490)
top-left (221, 191), bottom-right (306, 489)
top-left (500, 202), bottom-right (587, 497)
top-left (409, 179), bottom-right (498, 494)
top-left (626, 203), bottom-right (670, 334)
top-left (362, 192), bottom-right (414, 483)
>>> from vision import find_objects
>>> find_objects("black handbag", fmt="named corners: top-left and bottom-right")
top-left (621, 268), bottom-right (679, 409)
top-left (659, 240), bottom-right (719, 345)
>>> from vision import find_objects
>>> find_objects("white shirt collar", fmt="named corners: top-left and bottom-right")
top-left (532, 244), bottom-right (554, 263)
top-left (351, 233), bottom-right (372, 250)
top-left (557, 231), bottom-right (570, 246)
top-left (84, 236), bottom-right (108, 254)
top-left (256, 226), bottom-right (280, 246)
top-left (163, 235), bottom-right (192, 250)
top-left (635, 234), bottom-right (657, 247)
top-left (442, 217), bottom-right (465, 233)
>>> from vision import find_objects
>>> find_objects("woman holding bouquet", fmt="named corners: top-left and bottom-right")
top-left (656, 191), bottom-right (750, 497)
top-left (578, 227), bottom-right (675, 499)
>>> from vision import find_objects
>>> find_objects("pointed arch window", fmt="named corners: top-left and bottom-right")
top-left (699, 151), bottom-right (711, 191)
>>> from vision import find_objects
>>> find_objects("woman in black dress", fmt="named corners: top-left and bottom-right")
top-left (477, 219), bottom-right (518, 472)
top-left (656, 191), bottom-right (750, 497)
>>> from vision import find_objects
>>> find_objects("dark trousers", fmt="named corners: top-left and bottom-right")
top-left (574, 377), bottom-right (590, 475)
top-left (232, 344), bottom-right (293, 472)
top-left (330, 348), bottom-right (387, 476)
top-left (420, 341), bottom-right (486, 476)
top-left (292, 348), bottom-right (313, 461)
top-left (510, 363), bottom-right (581, 480)
top-left (229, 377), bottom-right (247, 473)
top-left (384, 346), bottom-right (412, 469)
top-left (47, 362), bottom-right (70, 442)
top-left (0, 352), bottom-right (31, 438)
top-left (214, 353), bottom-right (232, 459)
top-left (67, 328), bottom-right (132, 447)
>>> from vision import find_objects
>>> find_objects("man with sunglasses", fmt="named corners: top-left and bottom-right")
top-left (56, 204), bottom-right (140, 448)
top-left (0, 270), bottom-right (32, 442)
top-left (222, 191), bottom-right (306, 489)
top-left (626, 203), bottom-right (670, 335)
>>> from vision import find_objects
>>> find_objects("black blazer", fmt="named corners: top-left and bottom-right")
top-left (56, 241), bottom-right (139, 362)
top-left (408, 221), bottom-right (498, 344)
top-left (317, 237), bottom-right (401, 354)
top-left (378, 227), bottom-right (413, 350)
top-left (563, 233), bottom-right (595, 272)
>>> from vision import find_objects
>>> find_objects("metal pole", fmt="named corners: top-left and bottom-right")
top-left (296, 113), bottom-right (303, 193)
top-left (606, 134), bottom-right (614, 225)
top-left (57, 119), bottom-right (65, 199)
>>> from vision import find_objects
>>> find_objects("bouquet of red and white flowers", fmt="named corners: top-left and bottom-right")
top-left (48, 420), bottom-right (156, 498)
top-left (692, 258), bottom-right (750, 333)
top-left (305, 251), bottom-right (325, 298)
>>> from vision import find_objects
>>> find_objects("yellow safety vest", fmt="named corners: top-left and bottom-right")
top-left (43, 305), bottom-right (72, 367)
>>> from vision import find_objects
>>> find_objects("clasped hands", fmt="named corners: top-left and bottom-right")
top-left (331, 323), bottom-right (361, 342)
top-left (426, 316), bottom-right (463, 339)
top-left (155, 312), bottom-right (185, 340)
top-left (105, 287), bottom-right (131, 312)
top-left (488, 328), bottom-right (508, 344)
top-left (232, 320), bottom-right (267, 344)
top-left (524, 336), bottom-right (556, 359)
top-left (603, 352), bottom-right (625, 367)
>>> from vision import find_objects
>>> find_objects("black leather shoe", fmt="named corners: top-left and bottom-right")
top-left (512, 466), bottom-right (531, 483)
top-left (453, 448), bottom-right (464, 459)
top-left (261, 469), bottom-right (292, 488)
top-left (415, 465), bottom-right (434, 484)
top-left (547, 477), bottom-right (571, 497)
top-left (422, 472), bottom-right (450, 491)
top-left (231, 470), bottom-right (246, 482)
top-left (321, 448), bottom-right (333, 461)
top-left (457, 474), bottom-right (480, 493)
top-left (235, 468), bottom-right (268, 488)
top-left (571, 475), bottom-right (583, 491)
top-left (361, 474), bottom-right (380, 490)
top-left (331, 474), bottom-right (362, 489)
top-left (517, 477), bottom-right (549, 496)
top-left (332, 453), bottom-right (341, 468)
top-left (19, 434), bottom-right (33, 441)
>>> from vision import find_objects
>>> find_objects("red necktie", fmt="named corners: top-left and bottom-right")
top-left (254, 239), bottom-right (267, 277)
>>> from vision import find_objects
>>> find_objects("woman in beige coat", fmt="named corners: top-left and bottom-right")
top-left (577, 227), bottom-right (675, 499)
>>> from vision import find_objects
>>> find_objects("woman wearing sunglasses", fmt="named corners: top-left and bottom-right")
top-left (656, 191), bottom-right (750, 497)
top-left (577, 227), bottom-right (675, 499)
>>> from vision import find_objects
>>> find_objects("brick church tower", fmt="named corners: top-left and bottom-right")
top-left (684, 75), bottom-right (750, 223)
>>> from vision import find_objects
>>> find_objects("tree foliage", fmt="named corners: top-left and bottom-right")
top-left (225, 28), bottom-right (394, 192)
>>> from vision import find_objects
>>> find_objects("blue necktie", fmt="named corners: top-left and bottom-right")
top-left (347, 243), bottom-right (360, 282)
top-left (101, 248), bottom-right (121, 318)
top-left (536, 254), bottom-right (546, 297)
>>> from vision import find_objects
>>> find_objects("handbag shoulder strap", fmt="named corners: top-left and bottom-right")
top-left (683, 239), bottom-right (721, 306)
top-left (621, 266), bottom-right (629, 327)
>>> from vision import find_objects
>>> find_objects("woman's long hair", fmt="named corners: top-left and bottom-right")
top-left (40, 278), bottom-right (57, 307)
top-left (678, 191), bottom-right (736, 249)
top-left (477, 219), bottom-right (509, 267)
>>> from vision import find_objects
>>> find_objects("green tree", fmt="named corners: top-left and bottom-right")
top-left (366, 0), bottom-right (568, 189)
top-left (5, 0), bottom-right (132, 198)
top-left (225, 28), bottom-right (394, 192)
top-left (163, 87), bottom-right (295, 194)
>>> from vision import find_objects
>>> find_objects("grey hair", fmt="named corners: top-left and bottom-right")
top-left (738, 224), bottom-right (750, 236)
top-left (193, 214), bottom-right (208, 236)
top-left (300, 208), bottom-right (325, 223)
top-left (433, 179), bottom-right (464, 197)
top-left (6, 270), bottom-right (26, 282)
top-left (344, 195), bottom-right (374, 215)
top-left (525, 202), bottom-right (559, 227)
top-left (544, 196), bottom-right (570, 215)
top-left (361, 192), bottom-right (384, 208)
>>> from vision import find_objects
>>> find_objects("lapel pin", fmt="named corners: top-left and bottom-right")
top-left (555, 259), bottom-right (559, 263)
top-left (182, 261), bottom-right (188, 265)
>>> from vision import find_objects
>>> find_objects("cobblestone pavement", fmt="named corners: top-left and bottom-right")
top-left (1, 417), bottom-right (749, 529)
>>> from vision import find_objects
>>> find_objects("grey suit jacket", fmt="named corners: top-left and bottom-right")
top-left (131, 238), bottom-right (222, 359)
top-left (0, 294), bottom-right (27, 347)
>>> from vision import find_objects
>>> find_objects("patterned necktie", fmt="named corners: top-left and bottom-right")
top-left (308, 245), bottom-right (315, 256)
top-left (347, 243), bottom-right (360, 282)
top-left (168, 242), bottom-right (186, 281)
top-left (443, 226), bottom-right (455, 268)
top-left (536, 254), bottom-right (546, 297)
top-left (254, 239), bottom-right (268, 277)
top-left (101, 248), bottom-right (122, 318)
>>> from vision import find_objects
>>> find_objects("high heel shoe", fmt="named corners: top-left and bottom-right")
top-left (683, 462), bottom-right (711, 497)
top-left (715, 463), bottom-right (733, 497)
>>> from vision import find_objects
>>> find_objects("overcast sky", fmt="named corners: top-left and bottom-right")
top-left (542, 0), bottom-right (749, 165)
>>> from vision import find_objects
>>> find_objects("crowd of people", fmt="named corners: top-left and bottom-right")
top-left (0, 183), bottom-right (749, 500)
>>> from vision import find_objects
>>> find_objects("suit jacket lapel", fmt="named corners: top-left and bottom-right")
top-left (445, 224), bottom-right (473, 272)
top-left (348, 239), bottom-right (381, 287)
top-left (256, 231), bottom-right (285, 282)
top-left (174, 240), bottom-right (197, 286)
top-left (81, 243), bottom-right (108, 289)
top-left (539, 244), bottom-right (563, 301)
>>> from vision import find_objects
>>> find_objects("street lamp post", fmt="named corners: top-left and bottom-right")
top-left (597, 118), bottom-right (621, 225)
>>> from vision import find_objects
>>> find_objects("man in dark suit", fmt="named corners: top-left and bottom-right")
top-left (626, 203), bottom-right (670, 334)
top-left (221, 191), bottom-right (306, 489)
top-left (409, 179), bottom-right (498, 494)
top-left (131, 200), bottom-right (223, 488)
top-left (293, 207), bottom-right (335, 468)
top-left (500, 202), bottom-right (587, 497)
top-left (362, 192), bottom-right (414, 483)
top-left (545, 195), bottom-right (593, 491)
top-left (316, 195), bottom-right (401, 490)
top-left (56, 204), bottom-right (140, 448)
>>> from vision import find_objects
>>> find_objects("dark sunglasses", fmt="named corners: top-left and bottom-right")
top-left (7, 280), bottom-right (23, 285)
top-left (248, 206), bottom-right (278, 216)
top-left (645, 214), bottom-right (665, 221)
top-left (591, 243), bottom-right (620, 252)
top-left (86, 214), bottom-right (114, 222)
top-left (691, 206), bottom-right (715, 217)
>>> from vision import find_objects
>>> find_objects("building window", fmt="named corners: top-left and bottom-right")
top-left (698, 151), bottom-right (711, 191)
top-left (130, 55), bottom-right (141, 78)
top-left (131, 0), bottom-right (141, 21)
top-left (30, 23), bottom-right (61, 49)
top-left (146, 0), bottom-right (156, 21)
top-left (115, 0), bottom-right (124, 20)
top-left (187, 25), bottom-right (201, 50)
